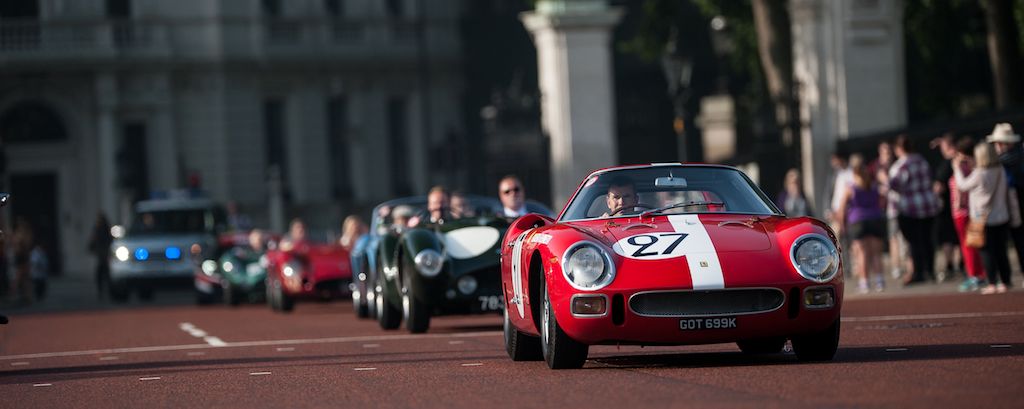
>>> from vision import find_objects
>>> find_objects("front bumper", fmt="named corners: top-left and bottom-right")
top-left (552, 282), bottom-right (842, 345)
top-left (112, 259), bottom-right (195, 282)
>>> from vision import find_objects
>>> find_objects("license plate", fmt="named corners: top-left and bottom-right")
top-left (679, 317), bottom-right (737, 331)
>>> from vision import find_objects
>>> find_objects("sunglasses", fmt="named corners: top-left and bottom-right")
top-left (502, 187), bottom-right (522, 195)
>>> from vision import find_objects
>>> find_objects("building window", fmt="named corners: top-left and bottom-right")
top-left (106, 0), bottom-right (135, 47)
top-left (0, 101), bottom-right (68, 143)
top-left (262, 0), bottom-right (282, 17)
top-left (106, 0), bottom-right (131, 18)
top-left (385, 0), bottom-right (403, 18)
top-left (117, 122), bottom-right (149, 201)
top-left (326, 95), bottom-right (352, 200)
top-left (264, 98), bottom-right (288, 184)
top-left (0, 0), bottom-right (41, 48)
top-left (324, 0), bottom-right (344, 17)
top-left (387, 96), bottom-right (411, 196)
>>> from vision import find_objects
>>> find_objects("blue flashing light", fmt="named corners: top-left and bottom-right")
top-left (165, 247), bottom-right (182, 260)
top-left (134, 248), bottom-right (150, 261)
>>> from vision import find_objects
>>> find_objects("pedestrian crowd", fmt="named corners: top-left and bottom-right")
top-left (797, 122), bottom-right (1024, 294)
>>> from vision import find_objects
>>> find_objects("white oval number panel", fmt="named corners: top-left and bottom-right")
top-left (445, 226), bottom-right (501, 259)
top-left (611, 232), bottom-right (690, 260)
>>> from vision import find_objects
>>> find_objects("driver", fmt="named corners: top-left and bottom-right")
top-left (602, 176), bottom-right (638, 217)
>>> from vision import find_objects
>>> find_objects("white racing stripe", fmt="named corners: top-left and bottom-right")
top-left (668, 214), bottom-right (724, 290)
top-left (0, 331), bottom-right (501, 361)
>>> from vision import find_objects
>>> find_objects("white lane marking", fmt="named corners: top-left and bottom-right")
top-left (11, 362), bottom-right (29, 366)
top-left (249, 372), bottom-right (272, 376)
top-left (668, 215), bottom-right (724, 290)
top-left (448, 340), bottom-right (464, 345)
top-left (33, 384), bottom-right (52, 387)
top-left (461, 363), bottom-right (483, 367)
top-left (362, 344), bottom-right (380, 348)
top-left (178, 323), bottom-right (194, 331)
top-left (276, 347), bottom-right (295, 352)
top-left (843, 311), bottom-right (1024, 322)
top-left (186, 352), bottom-right (206, 357)
top-left (885, 348), bottom-right (909, 352)
top-left (204, 337), bottom-right (227, 347)
top-left (139, 377), bottom-right (161, 381)
top-left (99, 356), bottom-right (119, 361)
top-left (353, 367), bottom-right (377, 371)
top-left (991, 344), bottom-right (1012, 348)
top-left (0, 331), bottom-right (501, 361)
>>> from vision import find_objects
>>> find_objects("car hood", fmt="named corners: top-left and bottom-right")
top-left (114, 234), bottom-right (211, 249)
top-left (562, 214), bottom-right (772, 253)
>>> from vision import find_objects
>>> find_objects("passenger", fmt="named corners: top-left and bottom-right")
top-left (391, 205), bottom-right (415, 233)
top-left (280, 218), bottom-right (309, 252)
top-left (601, 177), bottom-right (638, 217)
top-left (498, 175), bottom-right (528, 218)
top-left (414, 185), bottom-right (452, 225)
top-left (339, 215), bottom-right (368, 252)
top-left (451, 191), bottom-right (476, 219)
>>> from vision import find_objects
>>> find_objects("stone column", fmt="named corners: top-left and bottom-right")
top-left (150, 72), bottom-right (180, 190)
top-left (95, 73), bottom-right (120, 222)
top-left (521, 0), bottom-right (622, 209)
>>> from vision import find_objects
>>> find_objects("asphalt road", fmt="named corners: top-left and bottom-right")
top-left (1, 292), bottom-right (1022, 408)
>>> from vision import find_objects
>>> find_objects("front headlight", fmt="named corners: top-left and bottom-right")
top-left (114, 246), bottom-right (130, 262)
top-left (283, 261), bottom-right (302, 277)
top-left (222, 261), bottom-right (235, 273)
top-left (201, 260), bottom-right (218, 276)
top-left (791, 234), bottom-right (840, 282)
top-left (414, 249), bottom-right (444, 277)
top-left (561, 242), bottom-right (616, 290)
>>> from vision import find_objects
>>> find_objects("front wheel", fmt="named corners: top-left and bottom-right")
top-left (402, 273), bottom-right (430, 334)
top-left (791, 318), bottom-right (840, 361)
top-left (223, 282), bottom-right (241, 306)
top-left (540, 278), bottom-right (588, 369)
top-left (376, 276), bottom-right (402, 330)
top-left (504, 304), bottom-right (542, 361)
top-left (109, 281), bottom-right (129, 303)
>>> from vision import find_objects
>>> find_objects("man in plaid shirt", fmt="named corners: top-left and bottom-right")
top-left (889, 135), bottom-right (941, 284)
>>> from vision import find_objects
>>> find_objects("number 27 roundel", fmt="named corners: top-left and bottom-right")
top-left (611, 232), bottom-right (690, 260)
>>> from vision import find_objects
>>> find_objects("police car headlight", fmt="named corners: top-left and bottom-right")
top-left (115, 246), bottom-right (130, 262)
top-left (561, 242), bottom-right (615, 290)
top-left (283, 261), bottom-right (301, 277)
top-left (414, 249), bottom-right (444, 277)
top-left (791, 234), bottom-right (840, 283)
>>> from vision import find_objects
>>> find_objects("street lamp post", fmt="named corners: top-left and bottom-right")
top-left (661, 26), bottom-right (693, 163)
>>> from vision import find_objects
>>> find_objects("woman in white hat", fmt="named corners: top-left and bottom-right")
top-left (988, 122), bottom-right (1024, 288)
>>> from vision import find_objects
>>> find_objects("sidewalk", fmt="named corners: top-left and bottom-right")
top-left (0, 273), bottom-right (196, 316)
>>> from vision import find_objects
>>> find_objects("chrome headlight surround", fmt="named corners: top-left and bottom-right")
top-left (790, 233), bottom-right (840, 283)
top-left (282, 261), bottom-right (302, 278)
top-left (560, 241), bottom-right (616, 291)
top-left (414, 249), bottom-right (444, 277)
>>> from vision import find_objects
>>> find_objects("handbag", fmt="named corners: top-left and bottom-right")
top-left (965, 218), bottom-right (986, 248)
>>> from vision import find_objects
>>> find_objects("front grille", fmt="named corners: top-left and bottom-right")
top-left (629, 288), bottom-right (785, 317)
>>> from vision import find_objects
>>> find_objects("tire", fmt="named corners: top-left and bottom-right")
top-left (376, 274), bottom-right (402, 330)
top-left (137, 287), bottom-right (154, 301)
top-left (269, 277), bottom-right (294, 313)
top-left (540, 278), bottom-right (588, 369)
top-left (401, 272), bottom-right (430, 334)
top-left (195, 291), bottom-right (216, 306)
top-left (353, 259), bottom-right (370, 318)
top-left (223, 282), bottom-right (241, 306)
top-left (736, 337), bottom-right (787, 354)
top-left (109, 281), bottom-right (129, 303)
top-left (791, 318), bottom-right (841, 362)
top-left (504, 304), bottom-right (542, 361)
top-left (267, 278), bottom-right (279, 311)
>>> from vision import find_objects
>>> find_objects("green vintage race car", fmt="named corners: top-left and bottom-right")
top-left (374, 196), bottom-right (552, 333)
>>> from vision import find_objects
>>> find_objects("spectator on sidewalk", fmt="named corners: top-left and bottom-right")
top-left (29, 244), bottom-right (48, 301)
top-left (775, 168), bottom-right (813, 217)
top-left (949, 137), bottom-right (986, 292)
top-left (10, 217), bottom-right (34, 304)
top-left (932, 133), bottom-right (962, 281)
top-left (987, 123), bottom-right (1024, 284)
top-left (87, 213), bottom-right (113, 300)
top-left (954, 142), bottom-right (1020, 294)
top-left (889, 135), bottom-right (941, 285)
top-left (873, 140), bottom-right (912, 280)
top-left (836, 155), bottom-right (887, 293)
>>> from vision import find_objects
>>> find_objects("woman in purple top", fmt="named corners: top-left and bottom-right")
top-left (838, 155), bottom-right (888, 293)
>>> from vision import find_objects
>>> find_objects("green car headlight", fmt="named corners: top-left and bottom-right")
top-left (414, 249), bottom-right (444, 277)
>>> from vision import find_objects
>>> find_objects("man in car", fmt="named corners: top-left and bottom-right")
top-left (280, 218), bottom-right (309, 252)
top-left (499, 175), bottom-right (528, 218)
top-left (451, 190), bottom-right (476, 219)
top-left (410, 186), bottom-right (452, 227)
top-left (602, 177), bottom-right (638, 217)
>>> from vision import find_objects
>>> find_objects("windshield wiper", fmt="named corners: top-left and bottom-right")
top-left (640, 200), bottom-right (724, 218)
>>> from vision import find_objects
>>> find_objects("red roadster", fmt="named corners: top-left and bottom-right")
top-left (500, 164), bottom-right (843, 369)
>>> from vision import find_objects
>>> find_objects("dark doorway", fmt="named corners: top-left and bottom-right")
top-left (0, 0), bottom-right (39, 19)
top-left (10, 173), bottom-right (62, 276)
top-left (118, 122), bottom-right (149, 202)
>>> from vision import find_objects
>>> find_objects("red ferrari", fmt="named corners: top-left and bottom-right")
top-left (500, 164), bottom-right (843, 369)
top-left (265, 237), bottom-right (352, 312)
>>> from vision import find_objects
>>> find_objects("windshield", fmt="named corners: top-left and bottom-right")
top-left (129, 208), bottom-right (223, 235)
top-left (560, 166), bottom-right (779, 221)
